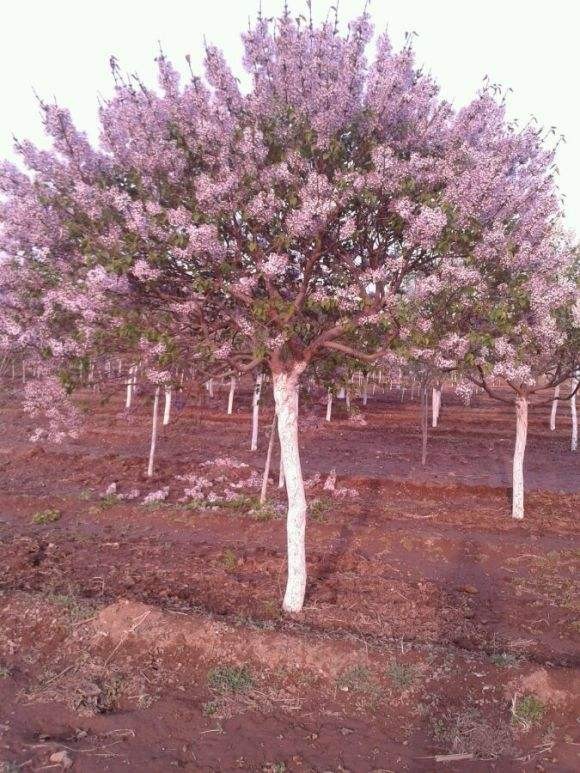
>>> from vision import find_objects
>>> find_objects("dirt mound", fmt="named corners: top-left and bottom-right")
top-left (94, 599), bottom-right (368, 678)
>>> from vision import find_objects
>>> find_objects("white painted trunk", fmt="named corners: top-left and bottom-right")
top-left (549, 385), bottom-right (559, 431)
top-left (207, 378), bottom-right (214, 398)
top-left (432, 387), bottom-right (442, 428)
top-left (125, 366), bottom-right (134, 409)
top-left (571, 379), bottom-right (578, 451)
top-left (512, 395), bottom-right (528, 520)
top-left (147, 386), bottom-right (160, 478)
top-left (227, 377), bottom-right (236, 415)
top-left (325, 390), bottom-right (333, 422)
top-left (362, 375), bottom-right (368, 406)
top-left (163, 387), bottom-right (172, 426)
top-left (345, 389), bottom-right (351, 412)
top-left (250, 373), bottom-right (263, 451)
top-left (338, 387), bottom-right (345, 399)
top-left (278, 450), bottom-right (285, 489)
top-left (260, 415), bottom-right (277, 505)
top-left (273, 366), bottom-right (307, 613)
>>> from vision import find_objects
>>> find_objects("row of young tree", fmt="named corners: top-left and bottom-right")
top-left (0, 9), bottom-right (578, 612)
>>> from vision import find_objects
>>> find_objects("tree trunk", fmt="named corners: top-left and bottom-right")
top-left (147, 386), bottom-right (160, 478)
top-left (125, 366), bottom-right (134, 409)
top-left (432, 386), bottom-right (442, 428)
top-left (272, 365), bottom-right (307, 613)
top-left (421, 386), bottom-right (428, 466)
top-left (260, 414), bottom-right (278, 505)
top-left (163, 386), bottom-right (172, 426)
top-left (362, 375), bottom-right (368, 406)
top-left (250, 373), bottom-right (263, 451)
top-left (512, 394), bottom-right (528, 520)
top-left (325, 390), bottom-right (333, 422)
top-left (571, 379), bottom-right (578, 452)
top-left (549, 385), bottom-right (559, 431)
top-left (227, 376), bottom-right (236, 415)
top-left (207, 378), bottom-right (214, 398)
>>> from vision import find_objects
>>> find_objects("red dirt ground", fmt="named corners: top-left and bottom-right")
top-left (0, 380), bottom-right (578, 772)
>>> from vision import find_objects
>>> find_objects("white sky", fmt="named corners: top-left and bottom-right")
top-left (1, 0), bottom-right (578, 234)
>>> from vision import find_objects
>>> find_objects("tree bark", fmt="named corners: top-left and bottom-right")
top-left (147, 386), bottom-right (160, 478)
top-left (549, 385), bottom-right (559, 431)
top-left (227, 376), bottom-right (236, 415)
top-left (250, 373), bottom-right (263, 451)
top-left (272, 365), bottom-right (307, 613)
top-left (512, 394), bottom-right (528, 519)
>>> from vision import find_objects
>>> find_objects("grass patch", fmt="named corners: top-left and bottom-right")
top-left (490, 652), bottom-right (519, 668)
top-left (32, 508), bottom-right (61, 525)
top-left (208, 664), bottom-right (253, 694)
top-left (337, 665), bottom-right (381, 697)
top-left (46, 592), bottom-right (97, 623)
top-left (387, 661), bottom-right (417, 690)
top-left (431, 708), bottom-right (513, 758)
top-left (511, 694), bottom-right (544, 729)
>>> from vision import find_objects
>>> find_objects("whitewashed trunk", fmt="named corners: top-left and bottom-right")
top-left (227, 377), bottom-right (236, 415)
top-left (345, 389), bottom-right (351, 412)
top-left (260, 415), bottom-right (277, 505)
top-left (571, 379), bottom-right (578, 452)
top-left (163, 387), bottom-right (172, 426)
top-left (362, 375), bottom-right (368, 406)
top-left (512, 394), bottom-right (528, 520)
top-left (325, 390), bottom-right (333, 422)
top-left (125, 366), bottom-right (134, 409)
top-left (207, 378), bottom-right (214, 398)
top-left (250, 373), bottom-right (263, 451)
top-left (549, 385), bottom-right (559, 431)
top-left (273, 366), bottom-right (307, 613)
top-left (147, 386), bottom-right (160, 478)
top-left (432, 387), bottom-right (442, 428)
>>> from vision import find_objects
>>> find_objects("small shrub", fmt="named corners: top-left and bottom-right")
top-left (99, 493), bottom-right (120, 508)
top-left (32, 508), bottom-right (61, 525)
top-left (202, 699), bottom-right (220, 716)
top-left (490, 652), bottom-right (518, 668)
top-left (0, 665), bottom-right (11, 679)
top-left (251, 502), bottom-right (278, 522)
top-left (208, 664), bottom-right (253, 694)
top-left (221, 549), bottom-right (238, 571)
top-left (511, 694), bottom-right (544, 729)
top-left (310, 497), bottom-right (332, 522)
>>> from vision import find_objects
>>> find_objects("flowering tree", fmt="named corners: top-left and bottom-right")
top-left (1, 10), bottom-right (574, 610)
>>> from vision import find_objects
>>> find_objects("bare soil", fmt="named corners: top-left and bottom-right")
top-left (0, 380), bottom-right (578, 771)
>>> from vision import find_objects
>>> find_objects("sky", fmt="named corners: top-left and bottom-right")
top-left (1, 0), bottom-right (578, 234)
